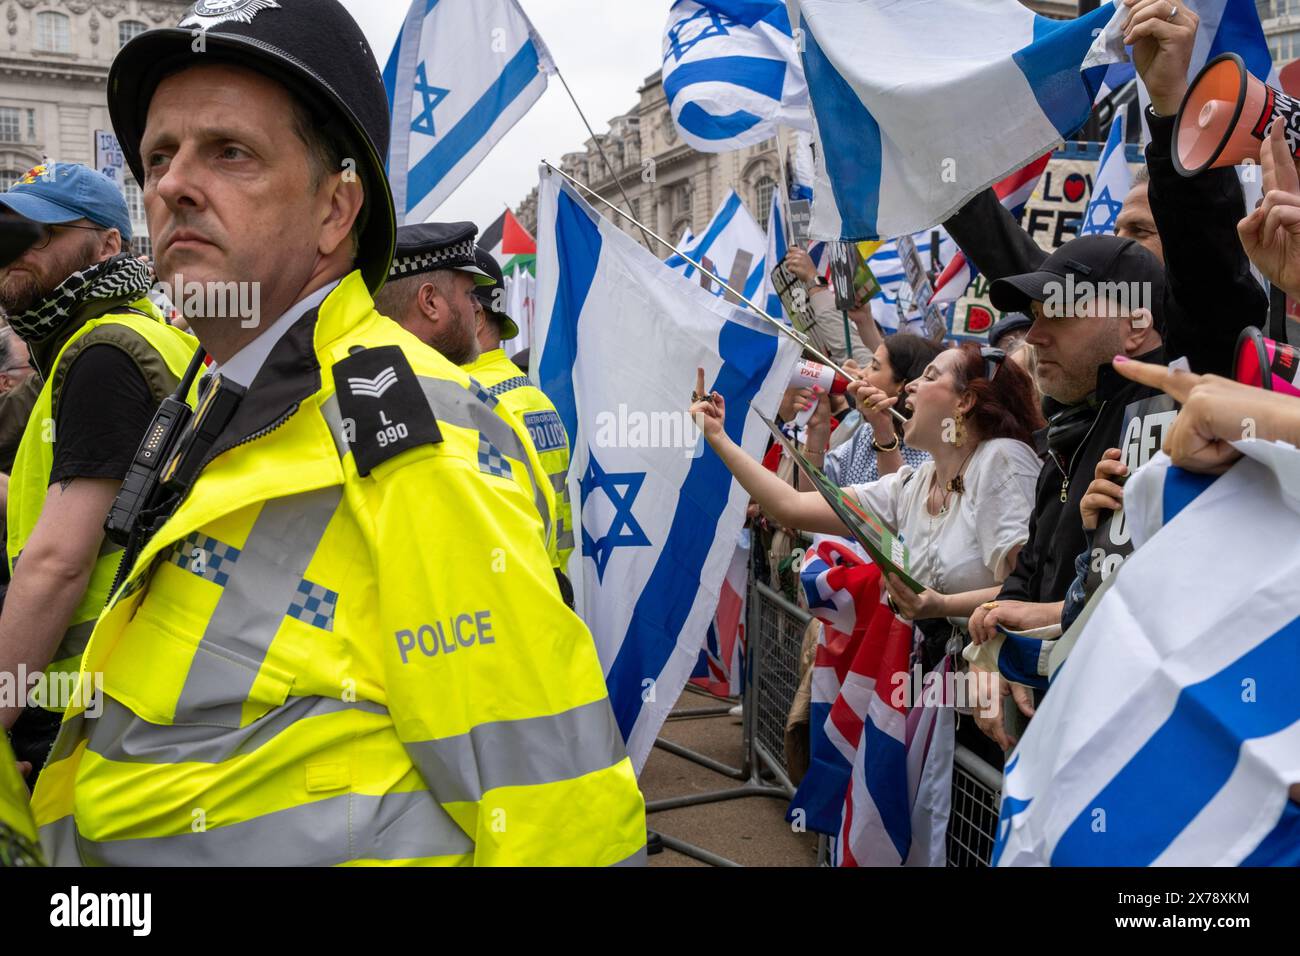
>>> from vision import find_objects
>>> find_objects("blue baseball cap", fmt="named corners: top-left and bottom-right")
top-left (0, 163), bottom-right (132, 242)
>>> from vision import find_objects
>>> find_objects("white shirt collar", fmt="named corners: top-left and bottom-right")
top-left (211, 279), bottom-right (341, 387)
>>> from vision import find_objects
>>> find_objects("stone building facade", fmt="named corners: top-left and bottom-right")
top-left (0, 0), bottom-right (189, 254)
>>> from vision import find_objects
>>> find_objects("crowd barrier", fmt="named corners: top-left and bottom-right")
top-left (744, 553), bottom-right (1006, 868)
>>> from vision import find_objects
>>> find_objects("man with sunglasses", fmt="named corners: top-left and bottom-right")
top-left (0, 163), bottom-right (196, 781)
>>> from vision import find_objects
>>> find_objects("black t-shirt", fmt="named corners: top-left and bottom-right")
top-left (49, 344), bottom-right (156, 486)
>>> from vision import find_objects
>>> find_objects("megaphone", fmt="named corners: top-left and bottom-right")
top-left (1234, 325), bottom-right (1300, 398)
top-left (1173, 53), bottom-right (1300, 177)
top-left (788, 358), bottom-right (850, 395)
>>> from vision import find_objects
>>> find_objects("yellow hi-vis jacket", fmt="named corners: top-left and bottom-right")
top-left (6, 302), bottom-right (198, 708)
top-left (463, 348), bottom-right (574, 569)
top-left (0, 734), bottom-right (43, 866)
top-left (31, 271), bottom-right (646, 867)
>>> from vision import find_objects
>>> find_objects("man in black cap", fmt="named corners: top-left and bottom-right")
top-left (373, 222), bottom-right (493, 368)
top-left (464, 248), bottom-right (574, 572)
top-left (30, 0), bottom-right (645, 868)
top-left (965, 234), bottom-right (1175, 747)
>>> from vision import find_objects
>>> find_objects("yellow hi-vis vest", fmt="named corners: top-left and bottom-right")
top-left (0, 733), bottom-right (42, 866)
top-left (31, 271), bottom-right (645, 867)
top-left (6, 303), bottom-right (199, 708)
top-left (463, 348), bottom-right (574, 570)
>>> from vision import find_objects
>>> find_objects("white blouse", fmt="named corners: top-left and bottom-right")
top-left (847, 438), bottom-right (1042, 599)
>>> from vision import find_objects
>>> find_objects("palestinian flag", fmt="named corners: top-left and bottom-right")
top-left (480, 209), bottom-right (536, 276)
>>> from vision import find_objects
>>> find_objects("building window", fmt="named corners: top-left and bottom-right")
top-left (25, 109), bottom-right (34, 142)
top-left (673, 183), bottom-right (691, 214)
top-left (124, 178), bottom-right (145, 225)
top-left (0, 168), bottom-right (25, 190)
top-left (119, 20), bottom-right (146, 49)
top-left (0, 109), bottom-right (21, 144)
top-left (755, 176), bottom-right (776, 230)
top-left (36, 12), bottom-right (72, 54)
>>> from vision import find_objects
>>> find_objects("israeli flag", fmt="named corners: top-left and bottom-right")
top-left (761, 188), bottom-right (788, 321)
top-left (1078, 112), bottom-right (1131, 237)
top-left (796, 0), bottom-right (1126, 241)
top-left (664, 190), bottom-right (769, 305)
top-left (662, 0), bottom-right (811, 153)
top-left (533, 168), bottom-right (800, 770)
top-left (996, 440), bottom-right (1300, 866)
top-left (384, 0), bottom-right (555, 223)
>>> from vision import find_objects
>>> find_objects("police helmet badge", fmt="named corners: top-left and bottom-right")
top-left (180, 0), bottom-right (282, 30)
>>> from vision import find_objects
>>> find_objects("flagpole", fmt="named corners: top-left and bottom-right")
top-left (552, 66), bottom-right (655, 250)
top-left (774, 129), bottom-right (796, 249)
top-left (542, 160), bottom-right (890, 411)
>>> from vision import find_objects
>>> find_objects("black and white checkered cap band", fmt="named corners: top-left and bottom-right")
top-left (389, 238), bottom-right (486, 279)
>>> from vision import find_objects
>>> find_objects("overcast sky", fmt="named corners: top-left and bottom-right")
top-left (339, 0), bottom-right (669, 231)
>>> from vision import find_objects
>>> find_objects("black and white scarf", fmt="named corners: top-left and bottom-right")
top-left (7, 254), bottom-right (154, 343)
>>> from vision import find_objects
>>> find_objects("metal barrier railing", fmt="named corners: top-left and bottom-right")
top-left (746, 548), bottom-right (1005, 868)
top-left (749, 579), bottom-right (810, 784)
top-left (947, 743), bottom-right (1003, 867)
top-left (648, 541), bottom-right (1005, 867)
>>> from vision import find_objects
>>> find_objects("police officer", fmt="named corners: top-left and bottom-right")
top-left (0, 164), bottom-right (197, 778)
top-left (32, 0), bottom-right (644, 867)
top-left (373, 222), bottom-right (492, 368)
top-left (463, 249), bottom-right (575, 570)
top-left (376, 227), bottom-right (571, 572)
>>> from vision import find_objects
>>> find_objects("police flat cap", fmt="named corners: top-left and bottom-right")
top-left (389, 222), bottom-right (494, 284)
top-left (108, 0), bottom-right (396, 294)
top-left (471, 246), bottom-right (519, 341)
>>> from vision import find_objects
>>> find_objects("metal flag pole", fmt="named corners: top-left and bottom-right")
top-left (541, 164), bottom-right (910, 428)
top-left (552, 66), bottom-right (655, 250)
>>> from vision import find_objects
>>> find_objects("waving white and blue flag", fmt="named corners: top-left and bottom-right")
top-left (665, 190), bottom-right (769, 304)
top-left (761, 187), bottom-right (788, 320)
top-left (996, 440), bottom-right (1300, 866)
top-left (796, 0), bottom-right (1125, 241)
top-left (662, 0), bottom-right (811, 153)
top-left (1079, 112), bottom-right (1131, 237)
top-left (533, 168), bottom-right (800, 771)
top-left (384, 0), bottom-right (555, 224)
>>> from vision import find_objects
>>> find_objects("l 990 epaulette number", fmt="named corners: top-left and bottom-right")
top-left (334, 346), bottom-right (443, 476)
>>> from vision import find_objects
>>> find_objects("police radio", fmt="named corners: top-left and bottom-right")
top-left (104, 348), bottom-right (208, 548)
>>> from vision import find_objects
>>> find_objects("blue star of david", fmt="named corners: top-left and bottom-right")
top-left (580, 452), bottom-right (651, 583)
top-left (664, 7), bottom-right (734, 63)
top-left (410, 63), bottom-right (450, 138)
top-left (1081, 185), bottom-right (1124, 236)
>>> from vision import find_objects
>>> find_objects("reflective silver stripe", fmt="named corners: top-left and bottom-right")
top-left (173, 489), bottom-right (342, 727)
top-left (38, 815), bottom-right (83, 867)
top-left (54, 619), bottom-right (96, 663)
top-left (613, 846), bottom-right (648, 867)
top-left (319, 394), bottom-right (348, 458)
top-left (324, 380), bottom-right (552, 546)
top-left (404, 697), bottom-right (627, 804)
top-left (548, 471), bottom-right (567, 493)
top-left (416, 377), bottom-right (552, 544)
top-left (59, 790), bottom-right (473, 866)
top-left (556, 523), bottom-right (575, 552)
top-left (85, 694), bottom-right (387, 765)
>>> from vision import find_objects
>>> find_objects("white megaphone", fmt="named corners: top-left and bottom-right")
top-left (1174, 53), bottom-right (1300, 176)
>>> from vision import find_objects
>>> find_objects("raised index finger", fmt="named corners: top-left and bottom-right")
top-left (696, 367), bottom-right (706, 397)
top-left (1112, 355), bottom-right (1200, 403)
top-left (1269, 118), bottom-right (1300, 196)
